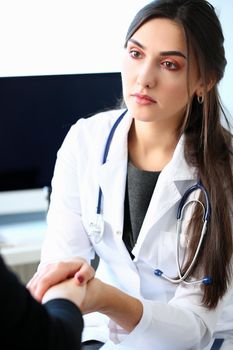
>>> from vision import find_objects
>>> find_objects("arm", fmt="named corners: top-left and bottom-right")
top-left (81, 278), bottom-right (143, 332)
top-left (81, 277), bottom-right (233, 350)
top-left (40, 120), bottom-right (95, 266)
top-left (0, 255), bottom-right (85, 350)
top-left (28, 262), bottom-right (141, 332)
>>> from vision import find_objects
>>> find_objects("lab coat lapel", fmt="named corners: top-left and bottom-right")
top-left (133, 136), bottom-right (197, 255)
top-left (97, 116), bottom-right (197, 258)
top-left (96, 111), bottom-right (141, 295)
top-left (98, 111), bottom-right (132, 233)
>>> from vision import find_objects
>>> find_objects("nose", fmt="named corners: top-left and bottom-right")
top-left (137, 62), bottom-right (157, 89)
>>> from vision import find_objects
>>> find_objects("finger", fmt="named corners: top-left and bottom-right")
top-left (26, 271), bottom-right (39, 290)
top-left (27, 271), bottom-right (44, 300)
top-left (74, 264), bottom-right (95, 285)
top-left (38, 263), bottom-right (78, 300)
top-left (27, 259), bottom-right (92, 301)
top-left (33, 274), bottom-right (56, 302)
top-left (27, 263), bottom-right (66, 301)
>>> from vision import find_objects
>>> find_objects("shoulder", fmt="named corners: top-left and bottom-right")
top-left (57, 109), bottom-right (126, 158)
top-left (75, 109), bottom-right (125, 133)
top-left (64, 109), bottom-right (125, 146)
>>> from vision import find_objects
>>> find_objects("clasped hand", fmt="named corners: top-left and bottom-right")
top-left (27, 258), bottom-right (102, 313)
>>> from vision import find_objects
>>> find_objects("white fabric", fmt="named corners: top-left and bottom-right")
top-left (40, 110), bottom-right (233, 350)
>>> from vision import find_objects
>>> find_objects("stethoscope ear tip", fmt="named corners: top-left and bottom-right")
top-left (202, 276), bottom-right (212, 285)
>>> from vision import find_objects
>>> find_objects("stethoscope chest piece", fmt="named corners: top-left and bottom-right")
top-left (88, 214), bottom-right (104, 244)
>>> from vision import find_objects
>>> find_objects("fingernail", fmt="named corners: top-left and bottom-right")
top-left (77, 275), bottom-right (84, 283)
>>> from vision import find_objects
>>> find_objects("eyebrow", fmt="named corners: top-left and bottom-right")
top-left (128, 38), bottom-right (187, 59)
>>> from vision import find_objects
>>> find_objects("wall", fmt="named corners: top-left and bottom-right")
top-left (0, 0), bottom-right (232, 116)
top-left (0, 0), bottom-right (148, 76)
top-left (210, 0), bottom-right (233, 120)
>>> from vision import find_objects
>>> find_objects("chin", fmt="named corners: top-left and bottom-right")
top-left (128, 106), bottom-right (156, 122)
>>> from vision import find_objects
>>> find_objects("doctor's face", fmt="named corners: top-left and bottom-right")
top-left (121, 18), bottom-right (202, 126)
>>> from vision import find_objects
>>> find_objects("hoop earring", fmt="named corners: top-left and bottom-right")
top-left (197, 95), bottom-right (204, 104)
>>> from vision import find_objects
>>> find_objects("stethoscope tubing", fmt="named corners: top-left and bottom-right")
top-left (96, 109), bottom-right (128, 215)
top-left (91, 109), bottom-right (212, 285)
top-left (177, 181), bottom-right (211, 221)
top-left (155, 182), bottom-right (212, 285)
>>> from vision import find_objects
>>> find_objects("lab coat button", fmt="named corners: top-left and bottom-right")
top-left (116, 230), bottom-right (122, 236)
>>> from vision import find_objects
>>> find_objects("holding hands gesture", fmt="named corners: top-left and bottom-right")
top-left (27, 258), bottom-right (95, 308)
top-left (28, 259), bottom-right (142, 332)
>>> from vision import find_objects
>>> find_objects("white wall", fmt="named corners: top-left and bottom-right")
top-left (210, 0), bottom-right (233, 120)
top-left (0, 0), bottom-right (232, 117)
top-left (0, 0), bottom-right (148, 76)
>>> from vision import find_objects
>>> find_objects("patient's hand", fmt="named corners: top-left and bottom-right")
top-left (27, 258), bottom-right (95, 302)
top-left (42, 277), bottom-right (87, 308)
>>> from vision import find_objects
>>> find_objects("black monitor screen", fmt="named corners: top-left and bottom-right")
top-left (0, 72), bottom-right (122, 191)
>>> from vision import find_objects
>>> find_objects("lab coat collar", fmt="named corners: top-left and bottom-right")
top-left (166, 135), bottom-right (197, 182)
top-left (100, 109), bottom-right (196, 183)
top-left (98, 108), bottom-right (196, 191)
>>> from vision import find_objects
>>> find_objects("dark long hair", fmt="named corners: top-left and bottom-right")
top-left (125, 0), bottom-right (233, 309)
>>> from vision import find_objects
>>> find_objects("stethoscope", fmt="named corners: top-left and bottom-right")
top-left (88, 110), bottom-right (212, 286)
top-left (88, 110), bottom-right (127, 244)
top-left (154, 181), bottom-right (212, 285)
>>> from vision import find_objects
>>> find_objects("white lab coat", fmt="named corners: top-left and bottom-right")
top-left (40, 109), bottom-right (233, 350)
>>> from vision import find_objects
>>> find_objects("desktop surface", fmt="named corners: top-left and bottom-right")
top-left (0, 211), bottom-right (47, 266)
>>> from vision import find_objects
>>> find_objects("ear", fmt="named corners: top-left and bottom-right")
top-left (206, 76), bottom-right (216, 92)
top-left (195, 76), bottom-right (216, 98)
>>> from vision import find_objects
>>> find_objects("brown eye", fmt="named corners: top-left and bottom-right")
top-left (161, 60), bottom-right (178, 70)
top-left (129, 50), bottom-right (142, 58)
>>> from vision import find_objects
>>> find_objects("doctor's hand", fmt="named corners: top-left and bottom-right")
top-left (27, 258), bottom-right (95, 302)
top-left (80, 278), bottom-right (143, 333)
top-left (79, 277), bottom-right (103, 314)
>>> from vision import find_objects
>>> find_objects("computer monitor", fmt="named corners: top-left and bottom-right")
top-left (0, 72), bottom-right (122, 192)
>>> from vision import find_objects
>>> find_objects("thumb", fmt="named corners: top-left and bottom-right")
top-left (74, 272), bottom-right (85, 285)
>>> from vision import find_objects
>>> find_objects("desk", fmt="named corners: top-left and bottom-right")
top-left (0, 189), bottom-right (49, 265)
top-left (0, 217), bottom-right (47, 266)
top-left (0, 214), bottom-right (47, 283)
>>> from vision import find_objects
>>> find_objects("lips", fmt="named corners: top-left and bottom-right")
top-left (132, 93), bottom-right (156, 105)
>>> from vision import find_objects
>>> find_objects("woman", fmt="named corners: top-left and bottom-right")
top-left (1, 255), bottom-right (94, 349)
top-left (28, 0), bottom-right (233, 349)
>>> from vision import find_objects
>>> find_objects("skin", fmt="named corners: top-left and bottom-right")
top-left (28, 18), bottom-right (204, 333)
top-left (79, 278), bottom-right (143, 333)
top-left (122, 18), bottom-right (203, 171)
top-left (42, 277), bottom-right (87, 307)
top-left (27, 258), bottom-right (95, 302)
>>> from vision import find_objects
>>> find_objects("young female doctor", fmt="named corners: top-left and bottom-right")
top-left (28, 0), bottom-right (233, 349)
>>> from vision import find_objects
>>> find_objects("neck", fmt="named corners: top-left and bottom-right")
top-left (128, 119), bottom-right (179, 171)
